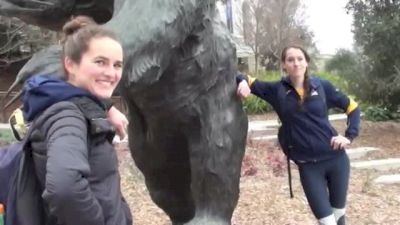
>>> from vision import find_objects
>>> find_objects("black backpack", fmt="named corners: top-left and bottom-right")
top-left (276, 76), bottom-right (326, 198)
top-left (0, 113), bottom-right (45, 225)
top-left (0, 97), bottom-right (106, 225)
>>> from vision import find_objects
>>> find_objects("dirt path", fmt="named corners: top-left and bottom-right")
top-left (116, 117), bottom-right (400, 225)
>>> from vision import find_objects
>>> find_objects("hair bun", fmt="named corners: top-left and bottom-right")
top-left (62, 15), bottom-right (97, 36)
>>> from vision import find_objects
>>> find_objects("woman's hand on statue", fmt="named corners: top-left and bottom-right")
top-left (330, 135), bottom-right (351, 150)
top-left (107, 106), bottom-right (129, 139)
top-left (237, 80), bottom-right (251, 98)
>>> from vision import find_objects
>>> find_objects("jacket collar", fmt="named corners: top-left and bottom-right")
top-left (281, 75), bottom-right (320, 89)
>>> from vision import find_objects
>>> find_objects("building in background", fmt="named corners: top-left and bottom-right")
top-left (216, 0), bottom-right (256, 73)
top-left (314, 53), bottom-right (334, 71)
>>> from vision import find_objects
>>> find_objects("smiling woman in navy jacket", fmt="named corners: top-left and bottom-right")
top-left (237, 45), bottom-right (360, 225)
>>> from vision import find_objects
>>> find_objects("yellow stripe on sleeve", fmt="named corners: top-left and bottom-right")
top-left (346, 98), bottom-right (358, 114)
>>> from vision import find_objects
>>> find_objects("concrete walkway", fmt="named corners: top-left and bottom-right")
top-left (351, 158), bottom-right (400, 171)
top-left (346, 147), bottom-right (380, 160)
top-left (374, 174), bottom-right (400, 184)
top-left (248, 115), bottom-right (400, 185)
top-left (248, 113), bottom-right (348, 131)
top-left (0, 123), bottom-right (10, 129)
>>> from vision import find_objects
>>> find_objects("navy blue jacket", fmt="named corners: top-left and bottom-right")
top-left (238, 74), bottom-right (360, 162)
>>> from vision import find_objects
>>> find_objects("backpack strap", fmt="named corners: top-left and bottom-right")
top-left (13, 118), bottom-right (46, 225)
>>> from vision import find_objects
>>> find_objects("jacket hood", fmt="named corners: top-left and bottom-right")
top-left (22, 75), bottom-right (102, 121)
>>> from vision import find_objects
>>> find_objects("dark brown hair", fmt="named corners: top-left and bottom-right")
top-left (280, 45), bottom-right (311, 76)
top-left (62, 15), bottom-right (119, 65)
top-left (281, 45), bottom-right (311, 104)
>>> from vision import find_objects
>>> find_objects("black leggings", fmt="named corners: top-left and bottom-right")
top-left (297, 152), bottom-right (350, 219)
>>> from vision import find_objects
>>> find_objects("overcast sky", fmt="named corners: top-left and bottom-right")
top-left (302, 0), bottom-right (354, 55)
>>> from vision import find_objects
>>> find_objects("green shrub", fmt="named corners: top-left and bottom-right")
top-left (363, 105), bottom-right (400, 122)
top-left (242, 71), bottom-right (279, 114)
top-left (242, 70), bottom-right (352, 114)
top-left (252, 70), bottom-right (281, 81)
top-left (0, 129), bottom-right (15, 144)
top-left (315, 71), bottom-right (350, 94)
top-left (242, 95), bottom-right (273, 114)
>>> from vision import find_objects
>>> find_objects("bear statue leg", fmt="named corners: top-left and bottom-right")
top-left (184, 98), bottom-right (248, 224)
top-left (146, 166), bottom-right (195, 223)
top-left (127, 111), bottom-right (196, 223)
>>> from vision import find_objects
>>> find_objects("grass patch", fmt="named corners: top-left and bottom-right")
top-left (0, 128), bottom-right (15, 144)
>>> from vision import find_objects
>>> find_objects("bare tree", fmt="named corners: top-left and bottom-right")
top-left (242, 0), bottom-right (316, 71)
top-left (0, 16), bottom-right (57, 69)
top-left (242, 0), bottom-right (264, 72)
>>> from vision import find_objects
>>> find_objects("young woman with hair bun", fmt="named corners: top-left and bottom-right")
top-left (21, 15), bottom-right (133, 225)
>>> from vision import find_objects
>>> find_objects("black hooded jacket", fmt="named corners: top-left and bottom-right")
top-left (22, 75), bottom-right (132, 225)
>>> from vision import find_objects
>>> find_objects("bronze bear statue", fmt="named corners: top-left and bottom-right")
top-left (0, 0), bottom-right (248, 224)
